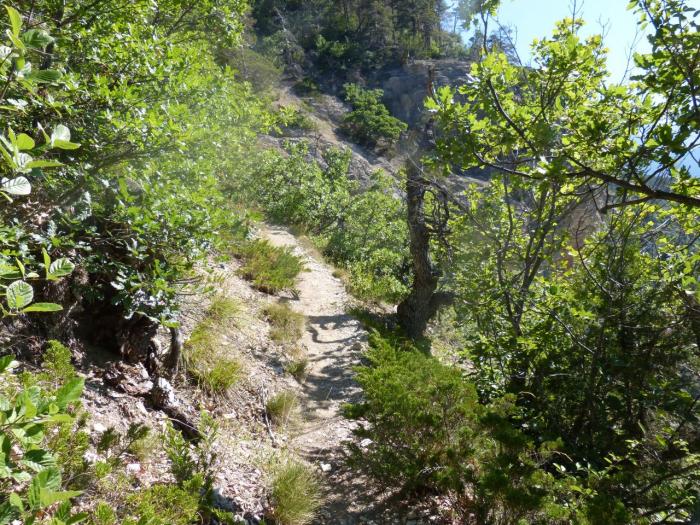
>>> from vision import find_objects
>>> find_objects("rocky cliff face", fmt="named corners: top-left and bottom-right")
top-left (369, 59), bottom-right (473, 128)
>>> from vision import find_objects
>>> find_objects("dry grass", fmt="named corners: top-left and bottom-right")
top-left (284, 346), bottom-right (309, 382)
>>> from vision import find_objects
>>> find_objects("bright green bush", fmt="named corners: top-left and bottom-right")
top-left (343, 330), bottom-right (586, 523)
top-left (124, 479), bottom-right (201, 525)
top-left (233, 143), bottom-right (409, 303)
top-left (341, 83), bottom-right (407, 148)
top-left (238, 240), bottom-right (305, 295)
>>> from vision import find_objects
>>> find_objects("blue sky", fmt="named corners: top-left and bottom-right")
top-left (488, 0), bottom-right (700, 81)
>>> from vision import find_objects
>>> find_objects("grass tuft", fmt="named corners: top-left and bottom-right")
top-left (284, 346), bottom-right (309, 382)
top-left (264, 302), bottom-right (305, 344)
top-left (266, 391), bottom-right (300, 428)
top-left (237, 239), bottom-right (304, 295)
top-left (268, 460), bottom-right (324, 525)
top-left (184, 295), bottom-right (243, 395)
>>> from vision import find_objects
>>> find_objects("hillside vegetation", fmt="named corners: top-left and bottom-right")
top-left (1, 0), bottom-right (699, 524)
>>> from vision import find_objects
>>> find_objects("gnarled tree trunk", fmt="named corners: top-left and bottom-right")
top-left (397, 162), bottom-right (451, 338)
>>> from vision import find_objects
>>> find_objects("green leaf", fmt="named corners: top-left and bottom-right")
top-left (54, 377), bottom-right (84, 409)
top-left (5, 6), bottom-right (21, 37)
top-left (8, 493), bottom-right (23, 511)
top-left (21, 29), bottom-right (53, 49)
top-left (15, 133), bottom-right (35, 150)
top-left (26, 69), bottom-right (62, 84)
top-left (50, 125), bottom-right (80, 150)
top-left (28, 467), bottom-right (61, 510)
top-left (6, 280), bottom-right (33, 309)
top-left (0, 501), bottom-right (15, 525)
top-left (22, 302), bottom-right (63, 313)
top-left (2, 176), bottom-right (31, 195)
top-left (20, 449), bottom-right (57, 472)
top-left (0, 355), bottom-right (18, 373)
top-left (26, 159), bottom-right (63, 169)
top-left (48, 258), bottom-right (75, 279)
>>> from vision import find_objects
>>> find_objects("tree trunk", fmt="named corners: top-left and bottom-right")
top-left (397, 163), bottom-right (450, 338)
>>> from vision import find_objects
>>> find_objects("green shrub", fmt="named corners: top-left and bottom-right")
top-left (344, 331), bottom-right (568, 522)
top-left (264, 302), bottom-right (305, 344)
top-left (293, 77), bottom-right (320, 96)
top-left (268, 460), bottom-right (323, 525)
top-left (233, 144), bottom-right (409, 304)
top-left (341, 83), bottom-right (407, 148)
top-left (91, 501), bottom-right (118, 525)
top-left (266, 391), bottom-right (300, 428)
top-left (0, 355), bottom-right (86, 524)
top-left (124, 479), bottom-right (202, 525)
top-left (39, 340), bottom-right (77, 388)
top-left (238, 240), bottom-right (305, 295)
top-left (276, 105), bottom-right (318, 132)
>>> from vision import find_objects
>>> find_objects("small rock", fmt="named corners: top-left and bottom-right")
top-left (126, 463), bottom-right (141, 474)
top-left (135, 400), bottom-right (149, 416)
top-left (152, 377), bottom-right (177, 407)
top-left (92, 422), bottom-right (107, 434)
top-left (320, 463), bottom-right (332, 472)
top-left (360, 438), bottom-right (373, 448)
top-left (135, 363), bottom-right (150, 380)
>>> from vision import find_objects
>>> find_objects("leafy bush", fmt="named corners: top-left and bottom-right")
top-left (266, 391), bottom-right (300, 428)
top-left (123, 479), bottom-right (201, 525)
top-left (238, 240), bottom-right (305, 295)
top-left (232, 143), bottom-right (409, 303)
top-left (267, 460), bottom-right (323, 525)
top-left (264, 302), bottom-right (305, 344)
top-left (341, 83), bottom-right (407, 148)
top-left (0, 354), bottom-right (86, 524)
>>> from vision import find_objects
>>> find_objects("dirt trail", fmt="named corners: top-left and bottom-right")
top-left (259, 225), bottom-right (384, 524)
top-left (262, 225), bottom-right (366, 456)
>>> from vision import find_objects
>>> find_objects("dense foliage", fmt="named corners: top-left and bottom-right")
top-left (1, 0), bottom-right (268, 340)
top-left (341, 83), bottom-right (407, 149)
top-left (232, 141), bottom-right (410, 302)
top-left (345, 1), bottom-right (700, 523)
top-left (1, 0), bottom-right (698, 523)
top-left (251, 0), bottom-right (470, 73)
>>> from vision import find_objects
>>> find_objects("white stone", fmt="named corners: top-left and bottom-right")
top-left (320, 463), bottom-right (332, 472)
top-left (92, 422), bottom-right (107, 434)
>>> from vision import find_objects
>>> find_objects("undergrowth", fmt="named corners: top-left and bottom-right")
top-left (284, 346), bottom-right (309, 382)
top-left (266, 391), bottom-right (300, 428)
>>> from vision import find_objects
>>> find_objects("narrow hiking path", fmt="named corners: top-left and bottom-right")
top-left (262, 225), bottom-right (366, 455)
top-left (261, 225), bottom-right (426, 524)
top-left (261, 225), bottom-right (373, 522)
